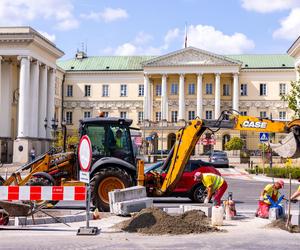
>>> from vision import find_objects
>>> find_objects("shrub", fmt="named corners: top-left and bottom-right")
top-left (246, 166), bottom-right (300, 179)
top-left (225, 137), bottom-right (244, 151)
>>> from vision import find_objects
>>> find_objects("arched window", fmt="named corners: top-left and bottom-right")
top-left (222, 134), bottom-right (231, 150)
top-left (167, 133), bottom-right (176, 150)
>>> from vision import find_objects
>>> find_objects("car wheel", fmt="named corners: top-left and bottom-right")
top-left (190, 184), bottom-right (207, 203)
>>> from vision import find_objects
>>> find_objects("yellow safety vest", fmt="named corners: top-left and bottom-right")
top-left (202, 173), bottom-right (224, 192)
top-left (263, 184), bottom-right (280, 205)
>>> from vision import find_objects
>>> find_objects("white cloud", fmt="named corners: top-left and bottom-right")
top-left (134, 32), bottom-right (153, 45)
top-left (187, 25), bottom-right (255, 54)
top-left (241, 0), bottom-right (297, 13)
top-left (164, 28), bottom-right (180, 47)
top-left (115, 43), bottom-right (137, 56)
top-left (103, 25), bottom-right (255, 56)
top-left (0, 0), bottom-right (79, 31)
top-left (38, 31), bottom-right (56, 42)
top-left (273, 8), bottom-right (300, 40)
top-left (81, 8), bottom-right (128, 23)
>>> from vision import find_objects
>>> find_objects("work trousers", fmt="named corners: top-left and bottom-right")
top-left (214, 181), bottom-right (228, 205)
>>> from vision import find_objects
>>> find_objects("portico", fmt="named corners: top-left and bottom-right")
top-left (142, 47), bottom-right (242, 122)
top-left (0, 27), bottom-right (64, 163)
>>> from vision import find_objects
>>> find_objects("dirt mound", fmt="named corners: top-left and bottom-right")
top-left (120, 207), bottom-right (219, 235)
top-left (267, 219), bottom-right (300, 233)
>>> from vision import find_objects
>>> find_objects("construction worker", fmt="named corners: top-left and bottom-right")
top-left (259, 180), bottom-right (284, 204)
top-left (115, 129), bottom-right (123, 148)
top-left (256, 180), bottom-right (284, 218)
top-left (290, 179), bottom-right (300, 202)
top-left (194, 172), bottom-right (228, 205)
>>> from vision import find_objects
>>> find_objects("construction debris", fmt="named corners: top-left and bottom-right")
top-left (119, 207), bottom-right (219, 235)
top-left (267, 219), bottom-right (300, 233)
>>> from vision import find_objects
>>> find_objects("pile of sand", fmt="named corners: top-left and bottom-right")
top-left (267, 219), bottom-right (300, 233)
top-left (119, 207), bottom-right (219, 235)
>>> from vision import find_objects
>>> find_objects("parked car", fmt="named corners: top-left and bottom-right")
top-left (209, 151), bottom-right (229, 168)
top-left (144, 160), bottom-right (221, 203)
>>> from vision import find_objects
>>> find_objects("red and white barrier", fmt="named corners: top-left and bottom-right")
top-left (0, 186), bottom-right (86, 201)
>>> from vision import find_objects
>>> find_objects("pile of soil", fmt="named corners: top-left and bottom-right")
top-left (120, 207), bottom-right (219, 235)
top-left (267, 219), bottom-right (300, 233)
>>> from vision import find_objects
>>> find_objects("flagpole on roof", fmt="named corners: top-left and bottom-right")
top-left (184, 22), bottom-right (188, 48)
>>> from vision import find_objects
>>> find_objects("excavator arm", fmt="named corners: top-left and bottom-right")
top-left (158, 112), bottom-right (300, 195)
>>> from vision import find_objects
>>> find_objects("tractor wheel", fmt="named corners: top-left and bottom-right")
top-left (25, 177), bottom-right (58, 208)
top-left (190, 184), bottom-right (207, 203)
top-left (0, 210), bottom-right (9, 226)
top-left (90, 167), bottom-right (133, 212)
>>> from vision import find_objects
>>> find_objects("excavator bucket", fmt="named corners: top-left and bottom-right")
top-left (270, 131), bottom-right (300, 159)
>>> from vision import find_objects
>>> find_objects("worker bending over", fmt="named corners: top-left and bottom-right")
top-left (259, 180), bottom-right (284, 204)
top-left (256, 180), bottom-right (284, 218)
top-left (291, 178), bottom-right (300, 202)
top-left (194, 172), bottom-right (227, 205)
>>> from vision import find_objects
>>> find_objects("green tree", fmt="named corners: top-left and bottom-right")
top-left (281, 78), bottom-right (300, 118)
top-left (225, 137), bottom-right (244, 151)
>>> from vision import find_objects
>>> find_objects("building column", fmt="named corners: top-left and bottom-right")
top-left (30, 60), bottom-right (40, 137)
top-left (214, 73), bottom-right (221, 119)
top-left (0, 56), bottom-right (11, 138)
top-left (17, 56), bottom-right (31, 138)
top-left (161, 74), bottom-right (168, 120)
top-left (143, 74), bottom-right (149, 120)
top-left (178, 73), bottom-right (185, 120)
top-left (47, 68), bottom-right (56, 138)
top-left (196, 73), bottom-right (203, 118)
top-left (38, 65), bottom-right (48, 138)
top-left (232, 73), bottom-right (239, 113)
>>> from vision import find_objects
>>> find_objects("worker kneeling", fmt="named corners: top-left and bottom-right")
top-left (256, 180), bottom-right (284, 218)
top-left (194, 172), bottom-right (228, 205)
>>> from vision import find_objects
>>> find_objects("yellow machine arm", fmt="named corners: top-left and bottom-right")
top-left (159, 112), bottom-right (300, 194)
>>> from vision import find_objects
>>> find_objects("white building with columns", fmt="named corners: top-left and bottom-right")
top-left (0, 27), bottom-right (64, 163)
top-left (1, 27), bottom-right (300, 163)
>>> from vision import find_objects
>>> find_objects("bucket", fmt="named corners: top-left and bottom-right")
top-left (211, 205), bottom-right (224, 226)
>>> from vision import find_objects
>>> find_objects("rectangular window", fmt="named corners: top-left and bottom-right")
top-left (188, 83), bottom-right (195, 95)
top-left (240, 111), bottom-right (247, 116)
top-left (171, 83), bottom-right (178, 95)
top-left (84, 85), bottom-right (91, 97)
top-left (138, 84), bottom-right (144, 96)
top-left (155, 112), bottom-right (161, 122)
top-left (103, 112), bottom-right (109, 117)
top-left (241, 84), bottom-right (247, 96)
top-left (206, 83), bottom-right (213, 95)
top-left (188, 111), bottom-right (195, 120)
top-left (260, 83), bottom-right (267, 96)
top-left (120, 84), bottom-right (127, 97)
top-left (279, 111), bottom-right (286, 120)
top-left (156, 84), bottom-right (162, 96)
top-left (102, 85), bottom-right (109, 97)
top-left (171, 111), bottom-right (178, 123)
top-left (66, 111), bottom-right (73, 124)
top-left (205, 110), bottom-right (213, 119)
top-left (223, 84), bottom-right (230, 96)
top-left (120, 111), bottom-right (127, 118)
top-left (260, 111), bottom-right (267, 119)
top-left (279, 83), bottom-right (286, 96)
top-left (138, 111), bottom-right (143, 123)
top-left (84, 111), bottom-right (91, 118)
top-left (67, 85), bottom-right (73, 97)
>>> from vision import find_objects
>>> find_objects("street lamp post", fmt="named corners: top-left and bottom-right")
top-left (61, 119), bottom-right (67, 152)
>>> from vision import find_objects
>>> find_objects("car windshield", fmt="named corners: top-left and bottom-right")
top-left (145, 161), bottom-right (164, 173)
top-left (213, 152), bottom-right (227, 156)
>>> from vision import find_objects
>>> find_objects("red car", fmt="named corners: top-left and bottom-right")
top-left (145, 159), bottom-right (221, 202)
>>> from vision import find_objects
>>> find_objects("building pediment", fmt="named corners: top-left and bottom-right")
top-left (142, 47), bottom-right (242, 67)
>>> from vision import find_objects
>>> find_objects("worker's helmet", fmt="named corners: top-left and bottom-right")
top-left (277, 180), bottom-right (284, 188)
top-left (194, 172), bottom-right (202, 181)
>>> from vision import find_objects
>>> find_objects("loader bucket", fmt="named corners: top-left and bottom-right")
top-left (270, 131), bottom-right (300, 159)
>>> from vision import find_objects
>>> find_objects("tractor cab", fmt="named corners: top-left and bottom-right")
top-left (79, 117), bottom-right (135, 166)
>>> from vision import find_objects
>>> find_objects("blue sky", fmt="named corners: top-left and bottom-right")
top-left (0, 0), bottom-right (299, 59)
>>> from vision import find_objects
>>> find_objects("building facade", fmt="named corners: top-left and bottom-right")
top-left (1, 27), bottom-right (300, 163)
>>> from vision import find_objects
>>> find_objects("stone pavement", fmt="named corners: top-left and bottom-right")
top-left (0, 212), bottom-right (300, 249)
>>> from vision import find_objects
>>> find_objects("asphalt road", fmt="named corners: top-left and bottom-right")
top-left (55, 177), bottom-right (299, 212)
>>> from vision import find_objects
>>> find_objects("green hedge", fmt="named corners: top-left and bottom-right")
top-left (246, 166), bottom-right (300, 179)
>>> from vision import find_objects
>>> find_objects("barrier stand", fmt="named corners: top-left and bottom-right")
top-left (77, 135), bottom-right (99, 236)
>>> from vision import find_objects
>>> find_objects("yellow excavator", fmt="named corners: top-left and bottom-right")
top-left (143, 110), bottom-right (300, 196)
